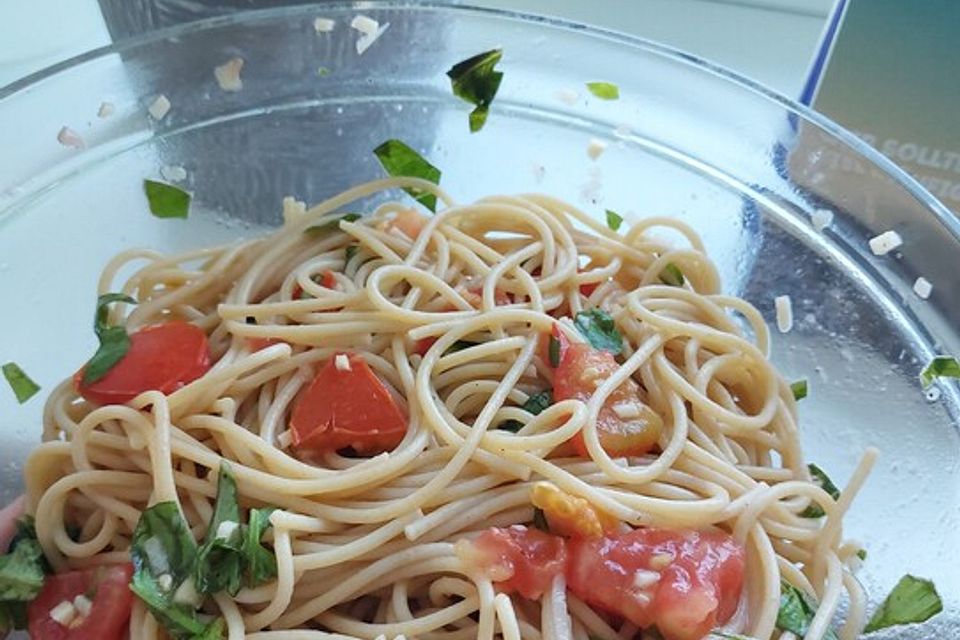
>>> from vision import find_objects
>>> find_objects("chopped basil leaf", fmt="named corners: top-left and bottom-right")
top-left (499, 390), bottom-right (552, 432)
top-left (1, 363), bottom-right (39, 404)
top-left (444, 340), bottom-right (479, 355)
top-left (857, 548), bottom-right (867, 561)
top-left (919, 355), bottom-right (960, 387)
top-left (131, 502), bottom-right (223, 639)
top-left (586, 81), bottom-right (619, 100)
top-left (345, 243), bottom-right (359, 264)
top-left (446, 48), bottom-right (504, 132)
top-left (800, 463), bottom-right (840, 519)
top-left (791, 379), bottom-right (808, 401)
top-left (373, 139), bottom-right (442, 212)
top-left (532, 507), bottom-right (549, 532)
top-left (242, 508), bottom-right (277, 588)
top-left (548, 334), bottom-right (561, 367)
top-left (0, 601), bottom-right (28, 633)
top-left (574, 308), bottom-right (623, 355)
top-left (660, 263), bottom-right (685, 287)
top-left (0, 522), bottom-right (46, 602)
top-left (82, 293), bottom-right (138, 385)
top-left (245, 316), bottom-right (257, 325)
top-left (144, 179), bottom-right (191, 219)
top-left (865, 575), bottom-right (942, 632)
top-left (317, 66), bottom-right (331, 77)
top-left (605, 209), bottom-right (623, 232)
top-left (305, 212), bottom-right (361, 235)
top-left (195, 463), bottom-right (243, 596)
top-left (777, 582), bottom-right (839, 640)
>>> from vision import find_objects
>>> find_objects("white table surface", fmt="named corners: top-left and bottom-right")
top-left (0, 0), bottom-right (830, 99)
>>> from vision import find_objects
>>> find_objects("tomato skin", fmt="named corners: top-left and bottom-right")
top-left (74, 322), bottom-right (211, 405)
top-left (290, 353), bottom-right (407, 457)
top-left (414, 337), bottom-right (437, 356)
top-left (567, 529), bottom-right (745, 640)
top-left (466, 526), bottom-right (567, 600)
top-left (28, 563), bottom-right (135, 640)
top-left (388, 209), bottom-right (427, 240)
top-left (550, 324), bottom-right (662, 457)
top-left (461, 285), bottom-right (512, 308)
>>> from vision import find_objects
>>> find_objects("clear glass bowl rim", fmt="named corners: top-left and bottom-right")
top-left (2, 0), bottom-right (957, 244)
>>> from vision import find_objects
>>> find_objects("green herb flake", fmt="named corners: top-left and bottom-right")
top-left (444, 340), bottom-right (480, 355)
top-left (777, 582), bottom-right (839, 640)
top-left (548, 334), bottom-right (561, 367)
top-left (344, 243), bottom-right (359, 264)
top-left (791, 379), bottom-right (808, 401)
top-left (446, 48), bottom-right (504, 132)
top-left (605, 209), bottom-right (623, 232)
top-left (586, 81), bottom-right (619, 100)
top-left (144, 179), bottom-right (191, 219)
top-left (130, 501), bottom-right (224, 640)
top-left (82, 293), bottom-right (138, 385)
top-left (498, 390), bottom-right (552, 433)
top-left (0, 522), bottom-right (46, 603)
top-left (857, 548), bottom-right (867, 561)
top-left (194, 462), bottom-right (243, 596)
top-left (919, 355), bottom-right (960, 387)
top-left (305, 212), bottom-right (361, 235)
top-left (373, 139), bottom-right (442, 212)
top-left (660, 263), bottom-right (685, 287)
top-left (531, 507), bottom-right (549, 532)
top-left (800, 463), bottom-right (840, 519)
top-left (865, 575), bottom-right (942, 632)
top-left (242, 508), bottom-right (277, 588)
top-left (2, 363), bottom-right (40, 404)
top-left (317, 66), bottom-right (331, 77)
top-left (574, 308), bottom-right (623, 355)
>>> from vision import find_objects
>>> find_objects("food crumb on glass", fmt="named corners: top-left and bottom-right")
top-left (555, 88), bottom-right (579, 105)
top-left (160, 165), bottom-right (188, 183)
top-left (775, 295), bottom-right (793, 333)
top-left (586, 138), bottom-right (607, 160)
top-left (913, 276), bottom-right (933, 300)
top-left (148, 94), bottom-right (171, 120)
top-left (868, 229), bottom-right (902, 256)
top-left (56, 126), bottom-right (85, 149)
top-left (97, 101), bottom-right (115, 118)
top-left (811, 208), bottom-right (833, 232)
top-left (214, 57), bottom-right (245, 92)
top-left (351, 15), bottom-right (389, 55)
top-left (313, 17), bottom-right (335, 32)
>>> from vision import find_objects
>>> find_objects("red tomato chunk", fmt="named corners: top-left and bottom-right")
top-left (28, 563), bottom-right (135, 640)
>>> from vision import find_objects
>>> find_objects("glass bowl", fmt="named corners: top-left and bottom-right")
top-left (0, 2), bottom-right (956, 636)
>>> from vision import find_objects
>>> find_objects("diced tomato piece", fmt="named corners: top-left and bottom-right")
top-left (293, 270), bottom-right (338, 300)
top-left (567, 529), bottom-right (745, 640)
top-left (290, 353), bottom-right (407, 457)
top-left (388, 209), bottom-right (427, 240)
top-left (461, 525), bottom-right (567, 600)
top-left (74, 322), bottom-right (211, 406)
top-left (414, 337), bottom-right (437, 356)
top-left (579, 281), bottom-right (599, 296)
top-left (551, 324), bottom-right (662, 457)
top-left (28, 563), bottom-right (135, 640)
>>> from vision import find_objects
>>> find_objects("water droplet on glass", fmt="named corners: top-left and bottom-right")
top-left (925, 387), bottom-right (941, 402)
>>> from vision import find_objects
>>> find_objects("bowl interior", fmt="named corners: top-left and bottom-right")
top-left (0, 3), bottom-right (957, 633)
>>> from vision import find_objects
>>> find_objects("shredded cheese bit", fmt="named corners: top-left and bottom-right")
top-left (612, 402), bottom-right (642, 420)
top-left (277, 430), bottom-right (294, 449)
top-left (97, 101), bottom-right (115, 118)
top-left (868, 229), bottom-right (902, 256)
top-left (56, 126), bottom-right (85, 149)
top-left (72, 594), bottom-right (93, 617)
top-left (173, 576), bottom-right (202, 606)
top-left (157, 573), bottom-right (174, 591)
top-left (775, 295), bottom-right (793, 333)
top-left (335, 354), bottom-right (352, 372)
top-left (215, 520), bottom-right (239, 540)
top-left (632, 569), bottom-right (660, 589)
top-left (50, 600), bottom-right (77, 626)
top-left (811, 208), bottom-right (833, 232)
top-left (160, 165), bottom-right (188, 183)
top-left (350, 15), bottom-right (389, 55)
top-left (313, 17), bottom-right (335, 32)
top-left (214, 57), bottom-right (245, 92)
top-left (555, 88), bottom-right (579, 105)
top-left (913, 276), bottom-right (933, 300)
top-left (649, 552), bottom-right (673, 570)
top-left (586, 138), bottom-right (607, 160)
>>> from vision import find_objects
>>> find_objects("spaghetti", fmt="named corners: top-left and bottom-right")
top-left (22, 178), bottom-right (874, 640)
